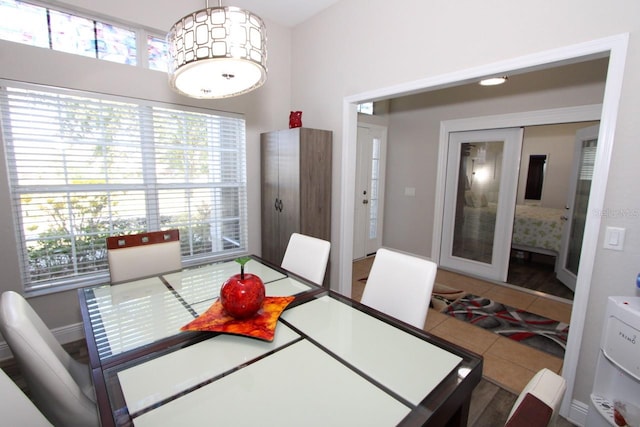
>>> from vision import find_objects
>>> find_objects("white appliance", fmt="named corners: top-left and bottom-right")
top-left (586, 296), bottom-right (640, 427)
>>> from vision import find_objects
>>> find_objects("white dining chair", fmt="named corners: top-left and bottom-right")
top-left (281, 233), bottom-right (331, 285)
top-left (0, 366), bottom-right (52, 426)
top-left (505, 368), bottom-right (566, 427)
top-left (0, 291), bottom-right (99, 427)
top-left (360, 248), bottom-right (437, 328)
top-left (107, 229), bottom-right (182, 283)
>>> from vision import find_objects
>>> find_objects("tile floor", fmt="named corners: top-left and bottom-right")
top-left (352, 257), bottom-right (571, 395)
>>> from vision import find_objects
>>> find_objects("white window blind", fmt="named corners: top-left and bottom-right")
top-left (0, 81), bottom-right (248, 294)
top-left (579, 139), bottom-right (597, 181)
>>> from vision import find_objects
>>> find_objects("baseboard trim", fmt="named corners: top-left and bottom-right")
top-left (567, 398), bottom-right (589, 426)
top-left (0, 322), bottom-right (85, 361)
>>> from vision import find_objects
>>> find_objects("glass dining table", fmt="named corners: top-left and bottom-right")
top-left (78, 255), bottom-right (483, 427)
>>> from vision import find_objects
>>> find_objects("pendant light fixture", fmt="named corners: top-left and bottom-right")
top-left (167, 1), bottom-right (267, 99)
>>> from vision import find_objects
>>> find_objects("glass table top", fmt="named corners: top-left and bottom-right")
top-left (83, 259), bottom-right (312, 361)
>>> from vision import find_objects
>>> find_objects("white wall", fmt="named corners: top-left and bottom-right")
top-left (0, 3), bottom-right (293, 330)
top-left (290, 0), bottom-right (640, 422)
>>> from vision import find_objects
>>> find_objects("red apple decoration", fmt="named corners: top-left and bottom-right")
top-left (220, 257), bottom-right (265, 319)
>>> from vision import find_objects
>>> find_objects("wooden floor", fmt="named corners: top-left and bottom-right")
top-left (507, 251), bottom-right (574, 300)
top-left (468, 379), bottom-right (523, 426)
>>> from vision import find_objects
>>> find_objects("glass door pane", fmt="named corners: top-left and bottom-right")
top-left (565, 138), bottom-right (595, 274)
top-left (556, 124), bottom-right (598, 291)
top-left (353, 124), bottom-right (387, 259)
top-left (368, 137), bottom-right (381, 240)
top-left (452, 141), bottom-right (503, 264)
top-left (440, 128), bottom-right (523, 281)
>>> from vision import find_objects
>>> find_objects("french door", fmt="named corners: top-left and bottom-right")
top-left (556, 124), bottom-right (599, 290)
top-left (440, 128), bottom-right (523, 281)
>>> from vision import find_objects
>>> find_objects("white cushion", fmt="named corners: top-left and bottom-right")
top-left (108, 240), bottom-right (181, 283)
top-left (281, 233), bottom-right (331, 285)
top-left (0, 291), bottom-right (99, 427)
top-left (360, 248), bottom-right (437, 328)
top-left (0, 367), bottom-right (52, 426)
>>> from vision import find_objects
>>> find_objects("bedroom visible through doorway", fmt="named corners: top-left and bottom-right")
top-left (440, 121), bottom-right (600, 302)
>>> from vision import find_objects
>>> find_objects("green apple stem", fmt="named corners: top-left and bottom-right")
top-left (235, 256), bottom-right (251, 281)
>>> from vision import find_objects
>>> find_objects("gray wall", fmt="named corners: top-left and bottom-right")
top-left (381, 60), bottom-right (607, 256)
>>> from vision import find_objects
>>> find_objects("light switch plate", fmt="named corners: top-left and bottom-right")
top-left (603, 226), bottom-right (625, 251)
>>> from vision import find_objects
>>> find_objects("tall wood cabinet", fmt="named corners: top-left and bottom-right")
top-left (260, 127), bottom-right (332, 268)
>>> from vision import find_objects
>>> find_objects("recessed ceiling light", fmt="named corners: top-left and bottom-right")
top-left (479, 76), bottom-right (508, 86)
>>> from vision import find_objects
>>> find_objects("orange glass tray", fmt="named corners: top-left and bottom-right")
top-left (180, 296), bottom-right (295, 341)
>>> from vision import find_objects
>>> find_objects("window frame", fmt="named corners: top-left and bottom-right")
top-left (0, 0), bottom-right (169, 72)
top-left (0, 80), bottom-right (249, 296)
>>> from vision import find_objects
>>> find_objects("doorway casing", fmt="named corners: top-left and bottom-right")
top-left (338, 33), bottom-right (629, 424)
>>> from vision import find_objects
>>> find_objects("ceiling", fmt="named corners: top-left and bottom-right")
top-left (222, 0), bottom-right (341, 27)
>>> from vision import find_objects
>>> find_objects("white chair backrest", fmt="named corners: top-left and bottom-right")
top-left (0, 366), bottom-right (52, 426)
top-left (505, 368), bottom-right (566, 427)
top-left (0, 291), bottom-right (99, 427)
top-left (281, 233), bottom-right (331, 285)
top-left (107, 229), bottom-right (181, 283)
top-left (360, 248), bottom-right (437, 328)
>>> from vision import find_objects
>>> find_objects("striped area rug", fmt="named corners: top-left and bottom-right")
top-left (442, 294), bottom-right (569, 358)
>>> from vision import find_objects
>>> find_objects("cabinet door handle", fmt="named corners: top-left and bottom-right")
top-left (274, 198), bottom-right (279, 211)
top-left (278, 199), bottom-right (283, 212)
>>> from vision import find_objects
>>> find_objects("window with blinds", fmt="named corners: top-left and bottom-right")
top-left (0, 81), bottom-right (248, 294)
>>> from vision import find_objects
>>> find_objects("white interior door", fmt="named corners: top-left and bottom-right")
top-left (353, 124), bottom-right (387, 259)
top-left (556, 124), bottom-right (599, 290)
top-left (440, 128), bottom-right (523, 281)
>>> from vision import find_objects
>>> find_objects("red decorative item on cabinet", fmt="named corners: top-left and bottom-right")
top-left (289, 111), bottom-right (302, 128)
